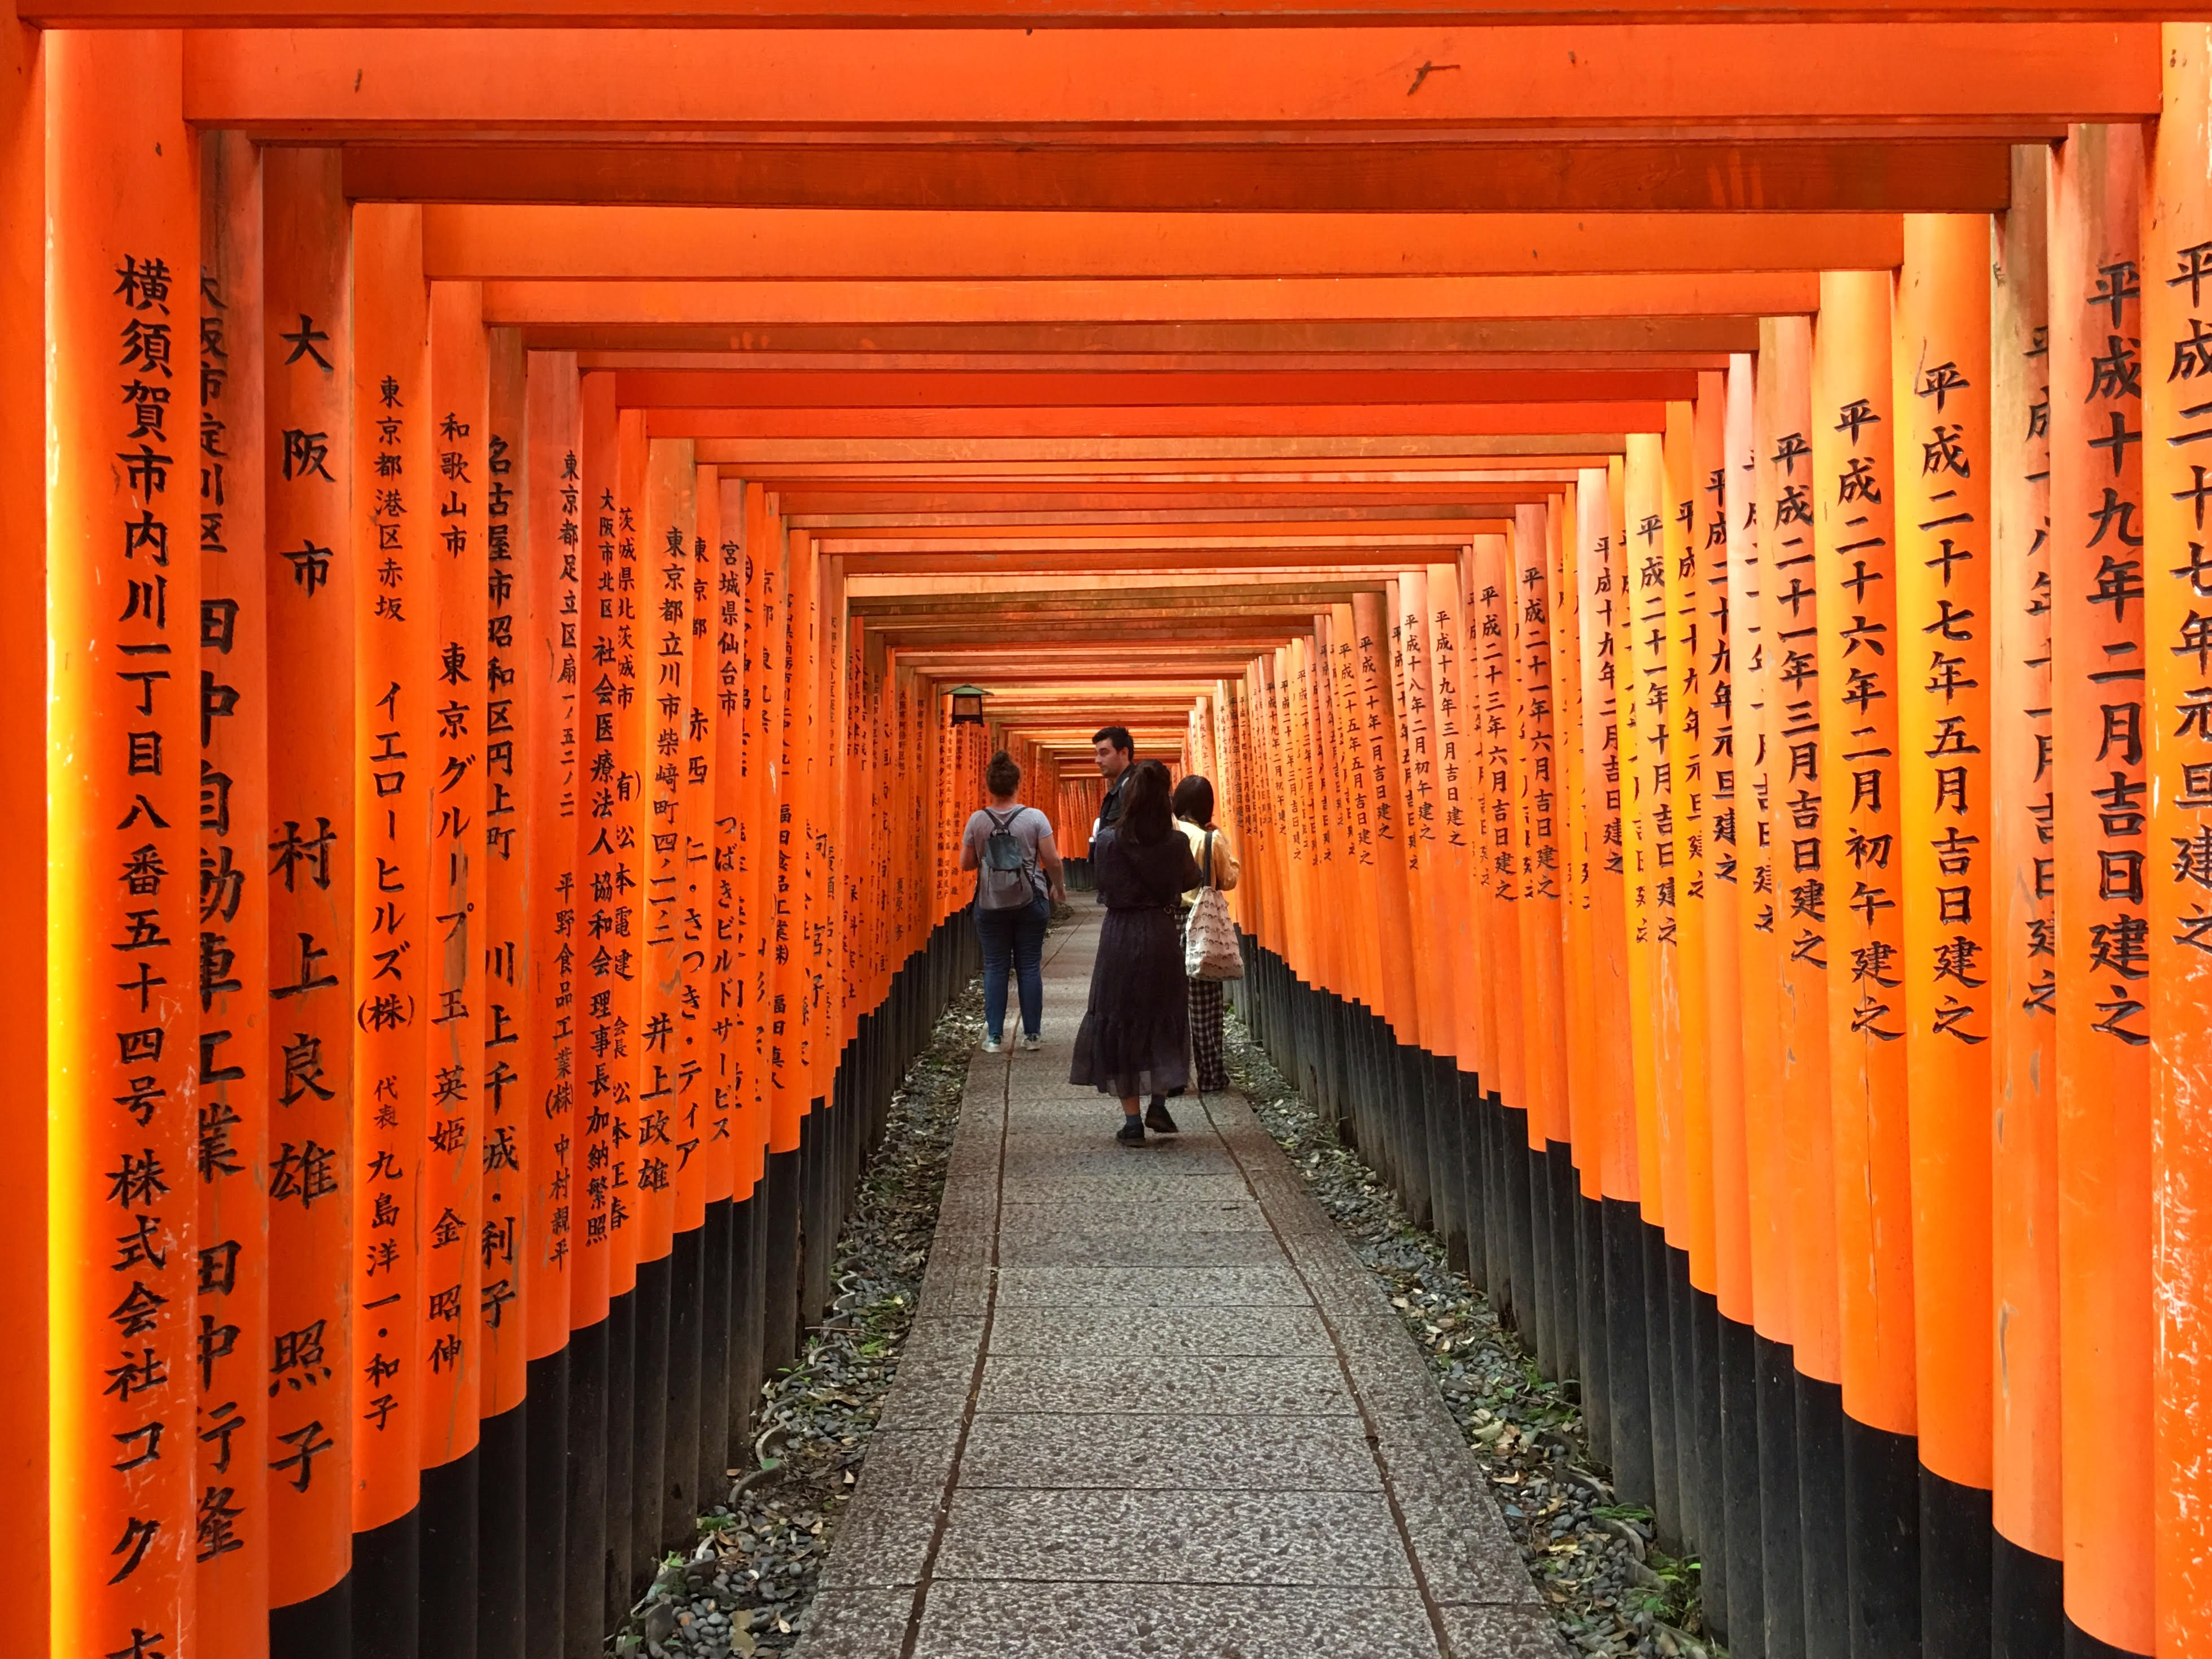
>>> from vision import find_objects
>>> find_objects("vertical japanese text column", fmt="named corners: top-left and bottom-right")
top-left (198, 126), bottom-right (270, 1659)
top-left (2048, 123), bottom-right (2155, 1659)
top-left (261, 145), bottom-right (355, 1647)
top-left (47, 34), bottom-right (199, 1659)
top-left (350, 203), bottom-right (432, 1652)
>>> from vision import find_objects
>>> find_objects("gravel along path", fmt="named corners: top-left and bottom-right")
top-left (614, 978), bottom-right (988, 1659)
top-left (1222, 1015), bottom-right (1721, 1659)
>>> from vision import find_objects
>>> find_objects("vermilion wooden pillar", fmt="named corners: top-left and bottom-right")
top-left (422, 276), bottom-right (489, 1659)
top-left (566, 366), bottom-right (619, 1659)
top-left (1987, 143), bottom-right (2065, 1659)
top-left (1812, 267), bottom-right (1921, 1658)
top-left (1356, 588), bottom-right (1422, 1062)
top-left (475, 321), bottom-right (530, 1659)
top-left (0, 8), bottom-right (43, 1652)
top-left (1729, 345), bottom-right (1799, 1659)
top-left (608, 405), bottom-right (653, 1614)
top-left (520, 347), bottom-right (580, 1659)
top-left (2143, 44), bottom-right (2212, 1656)
top-left (199, 126), bottom-right (272, 1659)
top-left (1697, 367), bottom-right (1751, 1648)
top-left (262, 143), bottom-right (356, 1656)
top-left (2048, 122), bottom-right (2155, 1659)
top-left (351, 200), bottom-right (432, 1659)
top-left (635, 435), bottom-right (693, 1562)
top-left (46, 33), bottom-right (199, 1659)
top-left (1761, 309), bottom-right (1844, 1659)
top-left (1664, 395), bottom-right (1715, 1570)
top-left (1892, 212), bottom-right (1996, 1659)
top-left (1579, 465), bottom-right (1652, 1512)
top-left (1622, 429), bottom-right (1682, 1544)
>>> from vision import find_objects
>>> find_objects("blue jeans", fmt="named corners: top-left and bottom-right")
top-left (975, 890), bottom-right (1050, 1040)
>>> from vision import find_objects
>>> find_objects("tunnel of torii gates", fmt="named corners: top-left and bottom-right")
top-left (29, 12), bottom-right (2212, 1659)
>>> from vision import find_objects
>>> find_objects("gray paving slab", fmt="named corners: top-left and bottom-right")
top-left (991, 1263), bottom-right (1312, 1306)
top-left (974, 1352), bottom-right (1357, 1417)
top-left (932, 1486), bottom-right (1417, 1586)
top-left (797, 909), bottom-right (1542, 1659)
top-left (985, 1303), bottom-right (1331, 1356)
top-left (994, 1196), bottom-right (1270, 1237)
top-left (958, 1412), bottom-right (1382, 1491)
top-left (995, 1227), bottom-right (1290, 1268)
top-left (912, 1581), bottom-right (1444, 1659)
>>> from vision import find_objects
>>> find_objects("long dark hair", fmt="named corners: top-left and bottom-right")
top-left (1171, 773), bottom-right (1214, 827)
top-left (1117, 759), bottom-right (1174, 847)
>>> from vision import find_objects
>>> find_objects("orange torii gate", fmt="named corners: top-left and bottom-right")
top-left (10, 14), bottom-right (2212, 1659)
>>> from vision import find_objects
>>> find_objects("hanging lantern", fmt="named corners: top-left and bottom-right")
top-left (948, 683), bottom-right (987, 726)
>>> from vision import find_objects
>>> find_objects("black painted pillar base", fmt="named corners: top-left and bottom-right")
top-left (1502, 1104), bottom-right (1536, 1338)
top-left (477, 1400), bottom-right (528, 1659)
top-left (631, 1253), bottom-right (672, 1600)
top-left (1796, 1373), bottom-right (1850, 1659)
top-left (1397, 1041), bottom-right (1435, 1229)
top-left (762, 1146), bottom-right (803, 1376)
top-left (563, 1317), bottom-right (607, 1659)
top-left (1642, 1224), bottom-right (1681, 1548)
top-left (270, 1570), bottom-right (351, 1659)
top-left (665, 1223), bottom-right (706, 1552)
top-left (1755, 1334), bottom-right (1805, 1659)
top-left (1842, 1413), bottom-right (1920, 1658)
top-left (604, 1289), bottom-right (636, 1634)
top-left (2065, 1622), bottom-right (2152, 1659)
top-left (1668, 1246), bottom-right (1700, 1554)
top-left (1992, 1529), bottom-right (2065, 1659)
top-left (1453, 1070), bottom-right (1484, 1287)
top-left (1577, 1193), bottom-right (1611, 1466)
top-left (1919, 1465), bottom-right (1992, 1659)
top-left (524, 1347), bottom-right (570, 1659)
top-left (1525, 1137), bottom-right (1556, 1376)
top-left (419, 1448), bottom-right (480, 1659)
top-left (1546, 1142), bottom-right (1581, 1386)
top-left (1717, 1310), bottom-right (1764, 1656)
top-left (353, 1507), bottom-right (421, 1659)
top-left (697, 1199), bottom-right (734, 1512)
top-left (1691, 1282), bottom-right (1725, 1609)
top-left (1428, 1054), bottom-right (1465, 1264)
top-left (1601, 1199), bottom-right (1655, 1511)
top-left (732, 1188), bottom-right (769, 1469)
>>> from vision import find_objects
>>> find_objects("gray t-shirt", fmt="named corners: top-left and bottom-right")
top-left (962, 804), bottom-right (1053, 908)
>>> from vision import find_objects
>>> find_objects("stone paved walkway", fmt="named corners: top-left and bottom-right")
top-left (798, 908), bottom-right (1563, 1659)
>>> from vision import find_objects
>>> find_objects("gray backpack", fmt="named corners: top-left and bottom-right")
top-left (977, 807), bottom-right (1038, 910)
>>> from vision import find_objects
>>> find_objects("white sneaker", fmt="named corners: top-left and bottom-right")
top-left (1021, 1033), bottom-right (1042, 1053)
top-left (981, 1036), bottom-right (1004, 1054)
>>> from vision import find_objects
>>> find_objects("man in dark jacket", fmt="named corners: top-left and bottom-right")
top-left (1092, 725), bottom-right (1135, 831)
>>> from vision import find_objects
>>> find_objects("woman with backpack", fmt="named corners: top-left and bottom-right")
top-left (1172, 774), bottom-right (1241, 1094)
top-left (1070, 759), bottom-right (1205, 1145)
top-left (959, 749), bottom-right (1066, 1054)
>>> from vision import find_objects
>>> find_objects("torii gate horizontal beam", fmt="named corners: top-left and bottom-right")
top-left (177, 27), bottom-right (2154, 128)
top-left (649, 403), bottom-right (1663, 438)
top-left (838, 545), bottom-right (1480, 571)
top-left (423, 206), bottom-right (1901, 279)
top-left (782, 486), bottom-right (1576, 514)
top-left (810, 517), bottom-right (1512, 548)
top-left (800, 500), bottom-right (1539, 523)
top-left (37, 0), bottom-right (2196, 18)
top-left (485, 274), bottom-right (1821, 327)
top-left (613, 369), bottom-right (1700, 407)
top-left (345, 137), bottom-right (2013, 213)
top-left (700, 438), bottom-right (1620, 464)
top-left (574, 320), bottom-right (1764, 355)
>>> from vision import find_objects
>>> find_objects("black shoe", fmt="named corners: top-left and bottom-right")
top-left (1144, 1101), bottom-right (1179, 1136)
top-left (1117, 1116), bottom-right (1147, 1146)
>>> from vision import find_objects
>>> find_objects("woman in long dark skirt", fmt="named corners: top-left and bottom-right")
top-left (1070, 759), bottom-right (1203, 1145)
